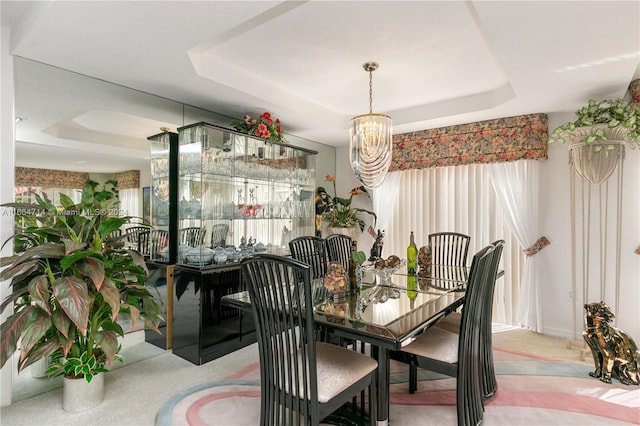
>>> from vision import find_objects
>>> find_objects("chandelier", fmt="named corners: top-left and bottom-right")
top-left (349, 62), bottom-right (393, 188)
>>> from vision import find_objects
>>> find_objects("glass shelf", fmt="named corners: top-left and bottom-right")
top-left (173, 122), bottom-right (317, 267)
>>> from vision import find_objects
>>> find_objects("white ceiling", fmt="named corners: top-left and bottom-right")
top-left (3, 0), bottom-right (640, 173)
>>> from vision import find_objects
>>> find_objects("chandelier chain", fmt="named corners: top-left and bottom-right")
top-left (369, 68), bottom-right (373, 115)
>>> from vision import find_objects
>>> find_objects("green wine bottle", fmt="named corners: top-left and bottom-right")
top-left (407, 231), bottom-right (418, 275)
top-left (407, 274), bottom-right (417, 305)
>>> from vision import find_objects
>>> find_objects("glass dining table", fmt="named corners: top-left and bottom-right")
top-left (221, 263), bottom-right (468, 426)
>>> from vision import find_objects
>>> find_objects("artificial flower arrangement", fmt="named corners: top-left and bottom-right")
top-left (321, 173), bottom-right (376, 232)
top-left (230, 111), bottom-right (286, 143)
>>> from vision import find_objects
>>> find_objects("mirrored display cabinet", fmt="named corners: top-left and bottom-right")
top-left (176, 122), bottom-right (317, 267)
top-left (148, 130), bottom-right (178, 263)
top-left (145, 130), bottom-right (179, 350)
top-left (167, 122), bottom-right (316, 364)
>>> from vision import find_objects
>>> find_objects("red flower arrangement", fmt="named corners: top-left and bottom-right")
top-left (231, 111), bottom-right (286, 143)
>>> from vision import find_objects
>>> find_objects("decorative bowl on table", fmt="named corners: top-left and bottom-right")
top-left (213, 246), bottom-right (228, 264)
top-left (361, 257), bottom-right (407, 304)
top-left (324, 261), bottom-right (348, 301)
top-left (225, 246), bottom-right (240, 262)
top-left (186, 246), bottom-right (215, 266)
top-left (418, 246), bottom-right (432, 270)
top-left (160, 245), bottom-right (191, 262)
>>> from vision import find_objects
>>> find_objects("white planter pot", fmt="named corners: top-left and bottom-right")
top-left (567, 124), bottom-right (627, 184)
top-left (326, 226), bottom-right (360, 242)
top-left (63, 373), bottom-right (105, 412)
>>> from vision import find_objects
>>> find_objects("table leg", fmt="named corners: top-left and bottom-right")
top-left (372, 345), bottom-right (390, 425)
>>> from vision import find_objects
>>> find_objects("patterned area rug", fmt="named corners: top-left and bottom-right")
top-left (156, 346), bottom-right (640, 425)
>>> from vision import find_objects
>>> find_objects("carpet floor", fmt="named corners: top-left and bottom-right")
top-left (155, 343), bottom-right (640, 426)
top-left (1, 328), bottom-right (638, 426)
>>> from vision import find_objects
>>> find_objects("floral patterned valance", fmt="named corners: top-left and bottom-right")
top-left (390, 113), bottom-right (548, 171)
top-left (629, 79), bottom-right (640, 106)
top-left (15, 167), bottom-right (89, 189)
top-left (114, 170), bottom-right (140, 190)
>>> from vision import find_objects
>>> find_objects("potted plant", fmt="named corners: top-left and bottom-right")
top-left (549, 98), bottom-right (639, 183)
top-left (321, 173), bottom-right (376, 238)
top-left (549, 98), bottom-right (639, 153)
top-left (0, 180), bottom-right (163, 411)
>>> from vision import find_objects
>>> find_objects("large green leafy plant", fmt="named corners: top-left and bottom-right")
top-left (0, 180), bottom-right (163, 383)
top-left (549, 98), bottom-right (639, 153)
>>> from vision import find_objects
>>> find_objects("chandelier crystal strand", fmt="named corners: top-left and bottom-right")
top-left (349, 62), bottom-right (392, 188)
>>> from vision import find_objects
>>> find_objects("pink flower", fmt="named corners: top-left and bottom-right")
top-left (232, 111), bottom-right (285, 142)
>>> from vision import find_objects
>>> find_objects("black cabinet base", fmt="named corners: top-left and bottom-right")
top-left (171, 264), bottom-right (256, 365)
top-left (173, 330), bottom-right (257, 365)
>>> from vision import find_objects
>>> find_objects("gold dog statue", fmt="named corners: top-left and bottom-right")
top-left (583, 302), bottom-right (639, 385)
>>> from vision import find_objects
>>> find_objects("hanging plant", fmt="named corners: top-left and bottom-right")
top-left (549, 98), bottom-right (639, 153)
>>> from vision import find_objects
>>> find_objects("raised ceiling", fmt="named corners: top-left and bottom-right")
top-left (3, 1), bottom-right (639, 173)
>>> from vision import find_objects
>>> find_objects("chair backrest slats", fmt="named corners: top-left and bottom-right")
top-left (137, 230), bottom-right (150, 255)
top-left (125, 226), bottom-right (150, 246)
top-left (179, 227), bottom-right (206, 247)
top-left (210, 224), bottom-right (229, 248)
top-left (151, 230), bottom-right (169, 258)
top-left (428, 232), bottom-right (471, 288)
top-left (325, 234), bottom-right (353, 273)
top-left (289, 236), bottom-right (328, 279)
top-left (428, 232), bottom-right (470, 267)
top-left (242, 254), bottom-right (320, 424)
top-left (479, 239), bottom-right (504, 399)
top-left (456, 243), bottom-right (494, 426)
top-left (136, 229), bottom-right (169, 258)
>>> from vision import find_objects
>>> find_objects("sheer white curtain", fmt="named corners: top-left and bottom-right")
top-left (371, 171), bottom-right (401, 233)
top-left (119, 188), bottom-right (140, 222)
top-left (386, 164), bottom-right (522, 326)
top-left (489, 160), bottom-right (543, 332)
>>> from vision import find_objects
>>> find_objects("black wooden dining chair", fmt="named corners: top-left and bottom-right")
top-left (150, 229), bottom-right (169, 259)
top-left (179, 227), bottom-right (206, 247)
top-left (324, 232), bottom-right (365, 406)
top-left (137, 230), bottom-right (151, 255)
top-left (427, 232), bottom-right (471, 288)
top-left (434, 240), bottom-right (505, 400)
top-left (105, 228), bottom-right (125, 249)
top-left (241, 254), bottom-right (378, 425)
top-left (325, 234), bottom-right (353, 273)
top-left (288, 236), bottom-right (328, 279)
top-left (210, 224), bottom-right (229, 248)
top-left (397, 244), bottom-right (497, 426)
top-left (125, 225), bottom-right (150, 249)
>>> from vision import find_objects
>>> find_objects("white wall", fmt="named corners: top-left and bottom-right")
top-left (540, 113), bottom-right (640, 341)
top-left (336, 114), bottom-right (640, 341)
top-left (0, 25), bottom-right (15, 407)
top-left (333, 146), bottom-right (377, 251)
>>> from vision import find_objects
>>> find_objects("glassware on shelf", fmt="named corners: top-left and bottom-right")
top-left (174, 122), bottom-right (317, 265)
